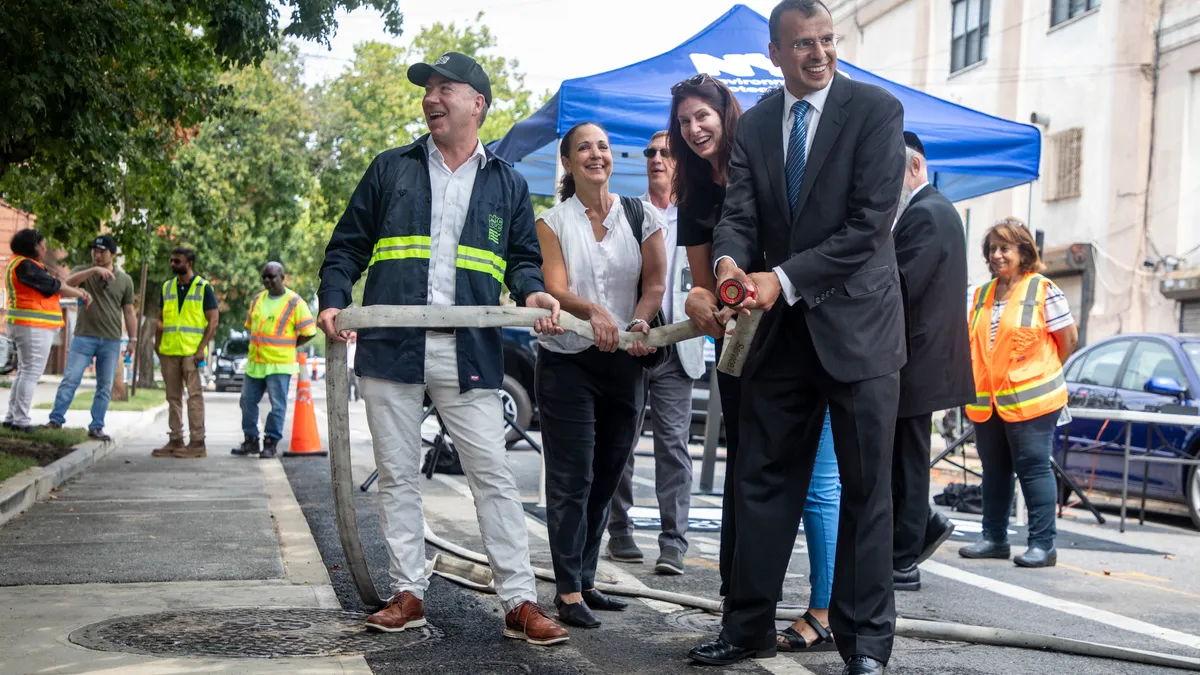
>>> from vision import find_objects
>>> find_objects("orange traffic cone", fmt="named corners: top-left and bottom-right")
top-left (283, 352), bottom-right (327, 457)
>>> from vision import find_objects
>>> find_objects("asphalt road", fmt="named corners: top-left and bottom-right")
top-left (282, 386), bottom-right (1200, 675)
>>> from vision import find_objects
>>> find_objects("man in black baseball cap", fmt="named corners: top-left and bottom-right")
top-left (90, 234), bottom-right (118, 254)
top-left (407, 52), bottom-right (493, 107)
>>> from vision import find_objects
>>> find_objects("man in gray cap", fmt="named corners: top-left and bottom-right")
top-left (45, 234), bottom-right (137, 440)
top-left (317, 51), bottom-right (567, 645)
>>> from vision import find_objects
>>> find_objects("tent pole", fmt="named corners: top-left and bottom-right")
top-left (553, 137), bottom-right (565, 204)
top-left (537, 136), bottom-right (564, 510)
top-left (1027, 182), bottom-right (1034, 229)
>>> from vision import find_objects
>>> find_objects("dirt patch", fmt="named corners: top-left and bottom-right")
top-left (0, 437), bottom-right (77, 466)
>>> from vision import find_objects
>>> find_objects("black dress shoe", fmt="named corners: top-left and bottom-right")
top-left (581, 589), bottom-right (627, 611)
top-left (893, 564), bottom-right (920, 591)
top-left (842, 655), bottom-right (885, 674)
top-left (554, 596), bottom-right (600, 628)
top-left (688, 636), bottom-right (775, 665)
top-left (916, 511), bottom-right (955, 564)
top-left (1014, 546), bottom-right (1057, 568)
top-left (958, 539), bottom-right (1011, 559)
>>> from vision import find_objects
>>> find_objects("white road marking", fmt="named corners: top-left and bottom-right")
top-left (922, 559), bottom-right (1200, 650)
top-left (754, 656), bottom-right (819, 675)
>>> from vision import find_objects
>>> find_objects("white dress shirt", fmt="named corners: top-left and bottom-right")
top-left (538, 195), bottom-right (664, 354)
top-left (426, 136), bottom-right (488, 307)
top-left (640, 192), bottom-right (679, 323)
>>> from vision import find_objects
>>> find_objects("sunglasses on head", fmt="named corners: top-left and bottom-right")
top-left (671, 73), bottom-right (716, 94)
top-left (642, 147), bottom-right (670, 158)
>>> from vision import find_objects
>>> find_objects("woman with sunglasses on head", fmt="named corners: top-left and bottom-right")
top-left (535, 121), bottom-right (667, 629)
top-left (673, 74), bottom-right (840, 652)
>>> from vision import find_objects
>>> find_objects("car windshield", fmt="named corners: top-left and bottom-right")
top-left (1184, 342), bottom-right (1200, 375)
top-left (223, 340), bottom-right (250, 357)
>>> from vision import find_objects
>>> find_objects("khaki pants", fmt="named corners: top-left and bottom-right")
top-left (160, 354), bottom-right (205, 443)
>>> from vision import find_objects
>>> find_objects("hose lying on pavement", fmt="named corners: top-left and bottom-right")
top-left (423, 528), bottom-right (1200, 672)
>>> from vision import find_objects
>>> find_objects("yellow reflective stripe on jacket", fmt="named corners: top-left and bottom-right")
top-left (1018, 274), bottom-right (1044, 328)
top-left (369, 236), bottom-right (432, 267)
top-left (993, 371), bottom-right (1067, 412)
top-left (969, 280), bottom-right (994, 333)
top-left (7, 308), bottom-right (66, 321)
top-left (456, 245), bottom-right (506, 283)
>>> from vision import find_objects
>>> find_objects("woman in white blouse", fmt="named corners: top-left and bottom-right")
top-left (535, 122), bottom-right (667, 629)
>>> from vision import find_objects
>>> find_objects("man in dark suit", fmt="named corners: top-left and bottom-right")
top-left (890, 132), bottom-right (974, 592)
top-left (686, 1), bottom-right (906, 673)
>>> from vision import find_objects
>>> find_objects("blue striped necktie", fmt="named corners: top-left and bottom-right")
top-left (786, 100), bottom-right (811, 217)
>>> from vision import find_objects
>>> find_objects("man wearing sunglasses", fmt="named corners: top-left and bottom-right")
top-left (606, 131), bottom-right (706, 575)
top-left (232, 262), bottom-right (317, 459)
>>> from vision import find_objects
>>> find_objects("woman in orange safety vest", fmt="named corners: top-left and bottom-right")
top-left (958, 219), bottom-right (1078, 569)
top-left (4, 229), bottom-right (91, 432)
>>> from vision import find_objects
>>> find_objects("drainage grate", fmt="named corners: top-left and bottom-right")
top-left (69, 608), bottom-right (441, 658)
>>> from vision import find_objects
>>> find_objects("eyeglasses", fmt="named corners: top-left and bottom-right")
top-left (788, 34), bottom-right (841, 54)
top-left (671, 73), bottom-right (715, 94)
top-left (643, 148), bottom-right (671, 158)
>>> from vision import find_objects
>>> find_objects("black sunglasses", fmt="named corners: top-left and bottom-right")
top-left (671, 73), bottom-right (715, 94)
top-left (643, 148), bottom-right (671, 158)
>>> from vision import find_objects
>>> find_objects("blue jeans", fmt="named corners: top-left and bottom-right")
top-left (975, 408), bottom-right (1060, 549)
top-left (240, 374), bottom-right (292, 440)
top-left (803, 409), bottom-right (840, 609)
top-left (49, 335), bottom-right (122, 430)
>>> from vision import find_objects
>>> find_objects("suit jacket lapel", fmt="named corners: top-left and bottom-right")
top-left (793, 74), bottom-right (851, 225)
top-left (758, 93), bottom-right (790, 223)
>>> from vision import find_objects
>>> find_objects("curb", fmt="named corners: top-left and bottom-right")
top-left (0, 402), bottom-right (170, 529)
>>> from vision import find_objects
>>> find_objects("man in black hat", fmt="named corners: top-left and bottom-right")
top-left (317, 51), bottom-right (568, 646)
top-left (890, 131), bottom-right (974, 590)
top-left (45, 234), bottom-right (138, 441)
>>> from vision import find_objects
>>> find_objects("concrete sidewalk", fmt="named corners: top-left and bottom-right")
top-left (0, 393), bottom-right (372, 675)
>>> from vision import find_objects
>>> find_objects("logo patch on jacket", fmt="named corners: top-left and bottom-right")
top-left (488, 214), bottom-right (503, 244)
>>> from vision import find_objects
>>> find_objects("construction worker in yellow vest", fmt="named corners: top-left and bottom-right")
top-left (152, 246), bottom-right (218, 458)
top-left (232, 262), bottom-right (316, 459)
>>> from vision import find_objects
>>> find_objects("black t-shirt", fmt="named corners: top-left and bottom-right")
top-left (676, 180), bottom-right (727, 248)
top-left (159, 277), bottom-right (219, 313)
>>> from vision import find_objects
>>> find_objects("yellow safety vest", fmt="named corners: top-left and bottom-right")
top-left (5, 256), bottom-right (65, 329)
top-left (245, 289), bottom-right (313, 365)
top-left (160, 276), bottom-right (210, 356)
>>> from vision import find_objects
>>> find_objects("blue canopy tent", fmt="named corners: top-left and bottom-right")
top-left (491, 4), bottom-right (1040, 202)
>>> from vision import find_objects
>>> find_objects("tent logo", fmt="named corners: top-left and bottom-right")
top-left (688, 53), bottom-right (784, 94)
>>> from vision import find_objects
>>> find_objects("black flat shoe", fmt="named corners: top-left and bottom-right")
top-left (1014, 546), bottom-right (1057, 568)
top-left (893, 564), bottom-right (921, 591)
top-left (689, 636), bottom-right (775, 665)
top-left (554, 596), bottom-right (600, 628)
top-left (958, 539), bottom-right (1011, 559)
top-left (917, 511), bottom-right (955, 564)
top-left (842, 655), bottom-right (885, 674)
top-left (581, 588), bottom-right (627, 611)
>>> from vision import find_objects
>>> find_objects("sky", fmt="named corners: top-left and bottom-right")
top-left (291, 0), bottom-right (781, 95)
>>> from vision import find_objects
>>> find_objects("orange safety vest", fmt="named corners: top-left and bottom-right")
top-left (5, 256), bottom-right (64, 329)
top-left (965, 272), bottom-right (1067, 424)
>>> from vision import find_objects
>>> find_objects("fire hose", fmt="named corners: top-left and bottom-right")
top-left (324, 305), bottom-right (1200, 672)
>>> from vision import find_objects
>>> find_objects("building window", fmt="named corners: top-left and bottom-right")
top-left (1051, 0), bottom-right (1100, 27)
top-left (1045, 128), bottom-right (1083, 202)
top-left (951, 0), bottom-right (990, 72)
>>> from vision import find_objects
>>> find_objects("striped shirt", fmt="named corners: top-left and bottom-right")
top-left (989, 278), bottom-right (1074, 346)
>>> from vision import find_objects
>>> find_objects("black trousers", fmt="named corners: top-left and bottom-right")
top-left (536, 346), bottom-right (643, 595)
top-left (892, 412), bottom-right (934, 569)
top-left (720, 307), bottom-right (899, 665)
top-left (715, 338), bottom-right (742, 597)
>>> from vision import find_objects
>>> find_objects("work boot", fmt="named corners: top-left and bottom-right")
top-left (172, 440), bottom-right (207, 458)
top-left (365, 591), bottom-right (426, 632)
top-left (87, 427), bottom-right (112, 442)
top-left (505, 600), bottom-right (569, 646)
top-left (41, 421), bottom-right (62, 430)
top-left (231, 435), bottom-right (260, 456)
top-left (151, 439), bottom-right (184, 457)
top-left (606, 535), bottom-right (644, 563)
top-left (259, 437), bottom-right (278, 459)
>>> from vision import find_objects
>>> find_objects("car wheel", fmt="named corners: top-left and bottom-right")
top-left (500, 374), bottom-right (533, 445)
top-left (1187, 464), bottom-right (1200, 532)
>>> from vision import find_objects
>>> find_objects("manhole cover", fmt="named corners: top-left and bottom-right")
top-left (69, 608), bottom-right (441, 658)
top-left (665, 608), bottom-right (723, 633)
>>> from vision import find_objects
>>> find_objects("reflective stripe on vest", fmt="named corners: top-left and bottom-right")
top-left (160, 277), bottom-right (209, 356)
top-left (368, 236), bottom-right (507, 284)
top-left (247, 290), bottom-right (305, 364)
top-left (5, 256), bottom-right (64, 329)
top-left (966, 273), bottom-right (1068, 424)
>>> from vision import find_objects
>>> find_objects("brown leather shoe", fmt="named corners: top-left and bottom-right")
top-left (151, 439), bottom-right (184, 457)
top-left (504, 600), bottom-right (569, 646)
top-left (172, 441), bottom-right (207, 458)
top-left (365, 591), bottom-right (427, 633)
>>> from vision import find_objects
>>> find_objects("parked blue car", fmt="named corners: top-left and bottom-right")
top-left (1054, 333), bottom-right (1200, 529)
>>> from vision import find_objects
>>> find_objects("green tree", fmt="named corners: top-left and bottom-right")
top-left (313, 13), bottom-right (542, 227)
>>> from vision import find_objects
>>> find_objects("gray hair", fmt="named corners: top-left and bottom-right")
top-left (905, 145), bottom-right (918, 167)
top-left (647, 130), bottom-right (669, 147)
top-left (478, 100), bottom-right (489, 128)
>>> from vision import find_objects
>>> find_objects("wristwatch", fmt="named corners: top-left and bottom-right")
top-left (625, 318), bottom-right (648, 331)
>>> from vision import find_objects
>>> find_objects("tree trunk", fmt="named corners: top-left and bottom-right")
top-left (136, 273), bottom-right (160, 389)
